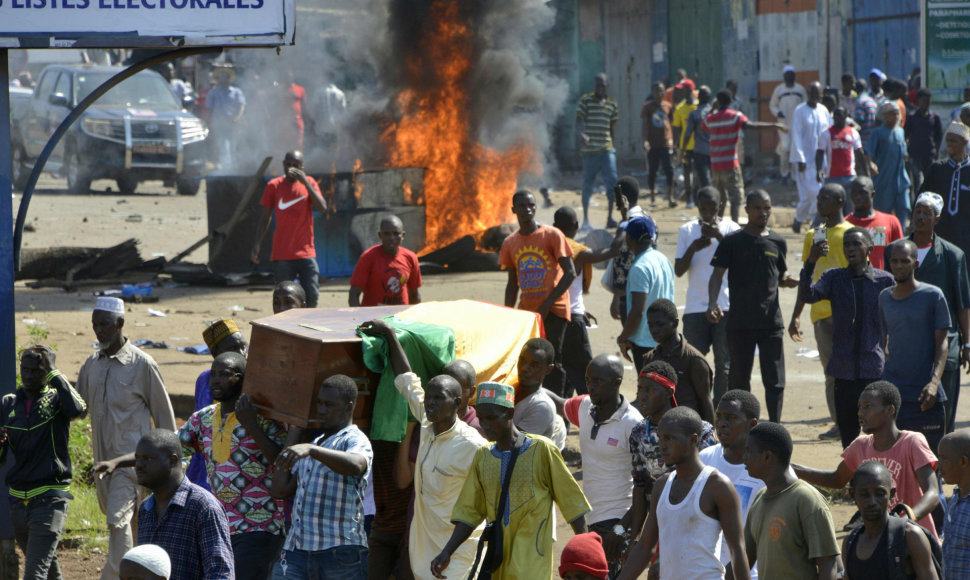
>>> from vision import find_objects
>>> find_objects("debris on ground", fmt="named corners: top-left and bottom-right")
top-left (19, 238), bottom-right (158, 288)
top-left (419, 235), bottom-right (501, 274)
top-left (133, 339), bottom-right (170, 349)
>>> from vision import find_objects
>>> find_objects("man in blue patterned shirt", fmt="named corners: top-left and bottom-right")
top-left (134, 429), bottom-right (234, 580)
top-left (271, 374), bottom-right (373, 580)
top-left (939, 429), bottom-right (970, 578)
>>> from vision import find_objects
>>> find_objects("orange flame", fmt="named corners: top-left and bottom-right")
top-left (380, 0), bottom-right (537, 253)
top-left (352, 158), bottom-right (364, 205)
top-left (402, 180), bottom-right (422, 205)
top-left (319, 162), bottom-right (339, 218)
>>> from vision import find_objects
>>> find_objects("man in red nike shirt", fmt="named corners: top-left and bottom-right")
top-left (252, 150), bottom-right (328, 307)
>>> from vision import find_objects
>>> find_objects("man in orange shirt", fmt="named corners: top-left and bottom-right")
top-left (500, 190), bottom-right (576, 396)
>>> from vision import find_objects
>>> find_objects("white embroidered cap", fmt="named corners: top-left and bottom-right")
top-left (915, 192), bottom-right (944, 217)
top-left (946, 121), bottom-right (970, 143)
top-left (94, 297), bottom-right (125, 315)
top-left (122, 544), bottom-right (171, 579)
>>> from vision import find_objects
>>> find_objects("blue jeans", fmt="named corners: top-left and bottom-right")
top-left (693, 153), bottom-right (712, 188)
top-left (272, 546), bottom-right (368, 580)
top-left (581, 150), bottom-right (617, 213)
top-left (682, 313), bottom-right (731, 406)
top-left (274, 258), bottom-right (320, 308)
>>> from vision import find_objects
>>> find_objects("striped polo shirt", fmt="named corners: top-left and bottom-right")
top-left (576, 93), bottom-right (619, 154)
top-left (703, 108), bottom-right (749, 172)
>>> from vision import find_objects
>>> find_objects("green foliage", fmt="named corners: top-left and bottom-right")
top-left (64, 480), bottom-right (109, 553)
top-left (65, 419), bottom-right (108, 552)
top-left (69, 417), bottom-right (95, 483)
top-left (26, 324), bottom-right (49, 343)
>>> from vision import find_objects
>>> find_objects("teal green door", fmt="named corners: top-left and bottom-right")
top-left (668, 0), bottom-right (724, 91)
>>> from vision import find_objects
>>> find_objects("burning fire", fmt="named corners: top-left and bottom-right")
top-left (380, 0), bottom-right (537, 253)
top-left (352, 158), bottom-right (364, 204)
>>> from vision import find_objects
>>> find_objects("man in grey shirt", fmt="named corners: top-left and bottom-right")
top-left (514, 338), bottom-right (567, 449)
top-left (880, 239), bottom-right (950, 451)
top-left (683, 86), bottom-right (714, 195)
top-left (77, 297), bottom-right (176, 580)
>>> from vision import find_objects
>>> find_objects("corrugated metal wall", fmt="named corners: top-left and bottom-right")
top-left (539, 0), bottom-right (582, 167)
top-left (850, 0), bottom-right (920, 82)
top-left (755, 0), bottom-right (821, 152)
top-left (669, 0), bottom-right (725, 92)
top-left (722, 0), bottom-right (760, 123)
top-left (541, 0), bottom-right (931, 169)
top-left (603, 0), bottom-right (658, 168)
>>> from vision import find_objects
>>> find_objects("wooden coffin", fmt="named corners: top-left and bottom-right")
top-left (244, 305), bottom-right (409, 429)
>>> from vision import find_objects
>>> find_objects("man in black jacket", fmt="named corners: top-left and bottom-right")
top-left (921, 121), bottom-right (970, 268)
top-left (1, 345), bottom-right (87, 579)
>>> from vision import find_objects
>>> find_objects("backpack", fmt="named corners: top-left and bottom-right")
top-left (845, 515), bottom-right (944, 580)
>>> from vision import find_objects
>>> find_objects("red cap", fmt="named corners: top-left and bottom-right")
top-left (676, 79), bottom-right (696, 92)
top-left (559, 533), bottom-right (609, 579)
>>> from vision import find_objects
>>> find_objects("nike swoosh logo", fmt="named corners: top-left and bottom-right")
top-left (278, 196), bottom-right (306, 211)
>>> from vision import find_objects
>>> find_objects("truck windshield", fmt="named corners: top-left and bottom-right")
top-left (75, 72), bottom-right (179, 109)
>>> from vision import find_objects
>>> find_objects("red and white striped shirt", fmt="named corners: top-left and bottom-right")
top-left (702, 108), bottom-right (749, 172)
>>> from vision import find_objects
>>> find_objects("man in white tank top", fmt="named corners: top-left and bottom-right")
top-left (617, 407), bottom-right (750, 580)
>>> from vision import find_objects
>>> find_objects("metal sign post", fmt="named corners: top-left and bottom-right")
top-left (0, 47), bottom-right (19, 575)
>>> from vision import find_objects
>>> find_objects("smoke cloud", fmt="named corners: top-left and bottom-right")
top-left (223, 0), bottom-right (568, 180)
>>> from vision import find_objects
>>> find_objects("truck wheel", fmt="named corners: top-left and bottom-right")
top-left (65, 147), bottom-right (92, 195)
top-left (176, 176), bottom-right (201, 196)
top-left (116, 174), bottom-right (138, 196)
top-left (12, 143), bottom-right (30, 191)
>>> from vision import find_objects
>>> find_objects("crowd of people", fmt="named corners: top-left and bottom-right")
top-left (5, 63), bottom-right (970, 580)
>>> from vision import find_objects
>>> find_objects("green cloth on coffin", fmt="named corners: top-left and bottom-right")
top-left (359, 316), bottom-right (455, 442)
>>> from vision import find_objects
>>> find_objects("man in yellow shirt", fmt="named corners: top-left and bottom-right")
top-left (788, 184), bottom-right (852, 441)
top-left (673, 80), bottom-right (699, 208)
top-left (431, 382), bottom-right (590, 580)
top-left (361, 319), bottom-right (489, 580)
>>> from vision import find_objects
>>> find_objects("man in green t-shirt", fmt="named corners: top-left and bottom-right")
top-left (743, 422), bottom-right (840, 580)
